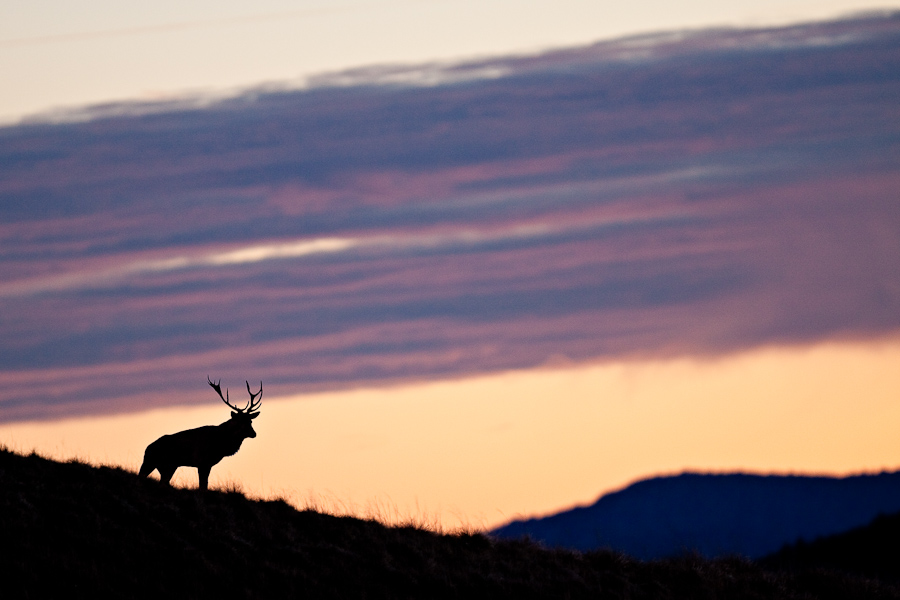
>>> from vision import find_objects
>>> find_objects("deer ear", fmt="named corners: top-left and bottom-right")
top-left (230, 412), bottom-right (239, 419)
top-left (250, 412), bottom-right (260, 419)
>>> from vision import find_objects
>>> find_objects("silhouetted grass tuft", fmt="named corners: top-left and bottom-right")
top-left (2, 446), bottom-right (898, 599)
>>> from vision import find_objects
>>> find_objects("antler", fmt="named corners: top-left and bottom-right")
top-left (246, 380), bottom-right (263, 415)
top-left (207, 376), bottom-right (262, 415)
top-left (208, 376), bottom-right (250, 413)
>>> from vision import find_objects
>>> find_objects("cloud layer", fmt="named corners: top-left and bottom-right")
top-left (1, 14), bottom-right (899, 421)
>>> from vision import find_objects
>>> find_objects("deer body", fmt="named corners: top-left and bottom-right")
top-left (139, 378), bottom-right (262, 490)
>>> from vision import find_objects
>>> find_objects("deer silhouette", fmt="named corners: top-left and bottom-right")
top-left (138, 377), bottom-right (262, 490)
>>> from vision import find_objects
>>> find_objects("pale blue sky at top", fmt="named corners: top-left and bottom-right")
top-left (2, 0), bottom-right (899, 122)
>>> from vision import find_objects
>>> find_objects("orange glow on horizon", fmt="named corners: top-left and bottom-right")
top-left (2, 337), bottom-right (899, 531)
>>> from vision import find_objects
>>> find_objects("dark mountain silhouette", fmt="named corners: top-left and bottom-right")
top-left (761, 511), bottom-right (900, 583)
top-left (3, 447), bottom-right (899, 598)
top-left (492, 472), bottom-right (900, 559)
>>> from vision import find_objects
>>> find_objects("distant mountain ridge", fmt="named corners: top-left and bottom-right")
top-left (492, 471), bottom-right (900, 559)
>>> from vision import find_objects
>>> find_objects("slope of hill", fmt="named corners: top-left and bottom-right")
top-left (761, 511), bottom-right (900, 583)
top-left (492, 472), bottom-right (900, 559)
top-left (2, 447), bottom-right (899, 599)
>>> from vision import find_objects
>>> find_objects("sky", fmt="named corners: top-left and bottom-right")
top-left (1, 2), bottom-right (900, 529)
top-left (3, 0), bottom-right (900, 122)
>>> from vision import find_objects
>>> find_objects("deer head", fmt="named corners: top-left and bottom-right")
top-left (208, 376), bottom-right (262, 437)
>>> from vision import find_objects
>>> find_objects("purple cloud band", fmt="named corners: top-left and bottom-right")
top-left (1, 14), bottom-right (899, 421)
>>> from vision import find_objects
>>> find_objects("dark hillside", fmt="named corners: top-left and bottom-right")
top-left (761, 511), bottom-right (900, 583)
top-left (2, 447), bottom-right (898, 599)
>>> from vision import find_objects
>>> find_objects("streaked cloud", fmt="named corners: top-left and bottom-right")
top-left (1, 14), bottom-right (899, 422)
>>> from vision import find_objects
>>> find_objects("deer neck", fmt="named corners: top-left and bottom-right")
top-left (217, 420), bottom-right (248, 456)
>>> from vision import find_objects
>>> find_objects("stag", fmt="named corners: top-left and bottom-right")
top-left (138, 377), bottom-right (262, 490)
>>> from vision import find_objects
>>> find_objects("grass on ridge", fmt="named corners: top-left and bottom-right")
top-left (2, 445), bottom-right (898, 599)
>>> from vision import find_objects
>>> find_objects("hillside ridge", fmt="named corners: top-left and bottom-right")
top-left (2, 447), bottom-right (898, 599)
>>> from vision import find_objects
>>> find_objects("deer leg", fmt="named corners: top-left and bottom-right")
top-left (138, 460), bottom-right (154, 478)
top-left (198, 465), bottom-right (211, 491)
top-left (157, 465), bottom-right (177, 486)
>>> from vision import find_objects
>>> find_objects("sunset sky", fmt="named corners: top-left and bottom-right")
top-left (1, 2), bottom-right (900, 529)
